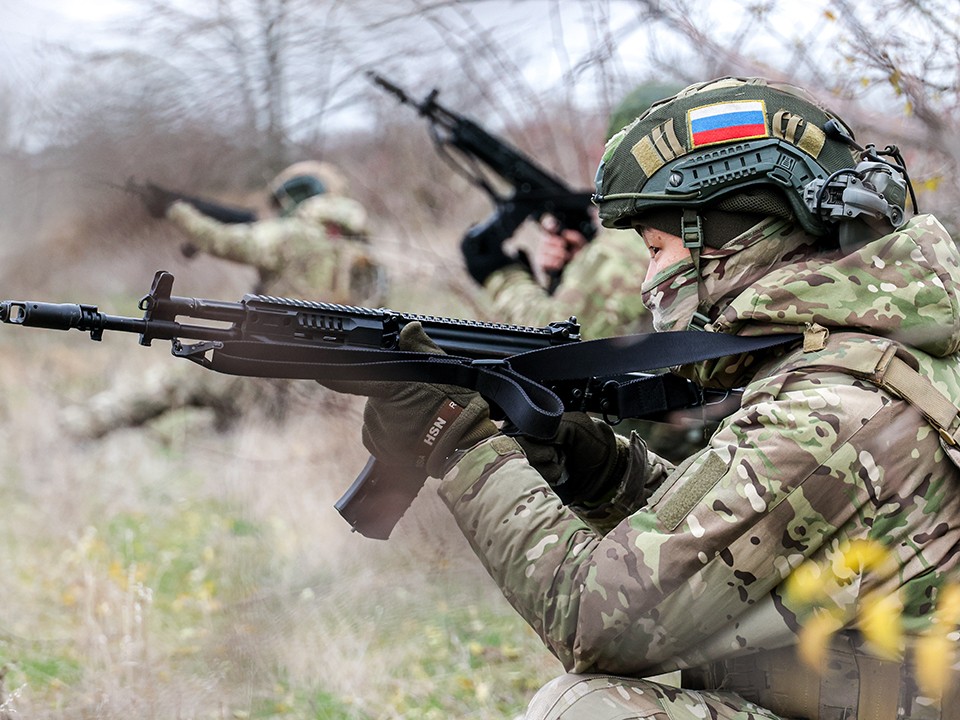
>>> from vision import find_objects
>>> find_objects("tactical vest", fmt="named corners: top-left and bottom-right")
top-left (684, 329), bottom-right (960, 720)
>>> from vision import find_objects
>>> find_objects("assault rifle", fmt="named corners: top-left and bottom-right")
top-left (112, 178), bottom-right (258, 225)
top-left (369, 72), bottom-right (596, 289)
top-left (0, 271), bottom-right (794, 539)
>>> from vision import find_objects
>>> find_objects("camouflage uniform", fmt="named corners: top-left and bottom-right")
top-left (481, 82), bottom-right (688, 340)
top-left (63, 178), bottom-right (383, 438)
top-left (483, 227), bottom-right (651, 339)
top-left (437, 213), bottom-right (960, 719)
top-left (166, 193), bottom-right (382, 302)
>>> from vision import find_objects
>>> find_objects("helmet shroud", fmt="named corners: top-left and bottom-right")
top-left (594, 77), bottom-right (860, 240)
top-left (269, 161), bottom-right (349, 212)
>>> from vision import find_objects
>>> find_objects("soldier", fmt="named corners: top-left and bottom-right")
top-left (64, 161), bottom-right (384, 438)
top-left (152, 160), bottom-right (383, 302)
top-left (471, 84), bottom-right (682, 340)
top-left (468, 83), bottom-right (721, 463)
top-left (332, 77), bottom-right (960, 718)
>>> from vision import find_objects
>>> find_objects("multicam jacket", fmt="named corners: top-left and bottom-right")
top-left (437, 215), bottom-right (960, 681)
top-left (483, 227), bottom-right (651, 339)
top-left (167, 194), bottom-right (384, 305)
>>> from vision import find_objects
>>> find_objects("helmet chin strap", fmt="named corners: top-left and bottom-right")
top-left (680, 209), bottom-right (712, 330)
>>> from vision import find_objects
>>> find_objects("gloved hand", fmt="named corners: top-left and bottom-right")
top-left (324, 322), bottom-right (499, 477)
top-left (516, 412), bottom-right (627, 505)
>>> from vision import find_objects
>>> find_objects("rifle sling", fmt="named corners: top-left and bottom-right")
top-left (199, 341), bottom-right (565, 439)
top-left (194, 330), bottom-right (802, 439)
top-left (506, 330), bottom-right (803, 380)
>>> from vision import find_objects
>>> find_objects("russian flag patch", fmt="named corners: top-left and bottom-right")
top-left (688, 100), bottom-right (767, 148)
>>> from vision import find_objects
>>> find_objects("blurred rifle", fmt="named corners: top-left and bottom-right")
top-left (105, 178), bottom-right (258, 258)
top-left (107, 178), bottom-right (258, 225)
top-left (0, 272), bottom-right (787, 538)
top-left (368, 72), bottom-right (596, 291)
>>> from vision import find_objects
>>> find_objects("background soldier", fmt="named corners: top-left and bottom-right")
top-left (156, 160), bottom-right (383, 302)
top-left (332, 77), bottom-right (960, 719)
top-left (64, 161), bottom-right (384, 438)
top-left (466, 83), bottom-right (724, 463)
top-left (469, 84), bottom-right (682, 340)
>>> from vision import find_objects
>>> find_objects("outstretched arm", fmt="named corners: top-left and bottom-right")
top-left (436, 368), bottom-right (893, 675)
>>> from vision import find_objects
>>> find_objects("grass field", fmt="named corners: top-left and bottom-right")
top-left (0, 235), bottom-right (561, 718)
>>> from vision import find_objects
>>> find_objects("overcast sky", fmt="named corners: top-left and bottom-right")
top-left (0, 0), bottom-right (850, 151)
top-left (2, 0), bottom-right (838, 92)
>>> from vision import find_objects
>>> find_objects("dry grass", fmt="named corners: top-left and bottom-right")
top-left (0, 192), bottom-right (561, 718)
top-left (0, 329), bottom-right (561, 720)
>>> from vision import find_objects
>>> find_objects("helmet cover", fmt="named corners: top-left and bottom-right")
top-left (594, 77), bottom-right (859, 237)
top-left (269, 161), bottom-right (348, 212)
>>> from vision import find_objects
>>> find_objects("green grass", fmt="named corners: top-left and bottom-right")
top-left (0, 237), bottom-right (564, 718)
top-left (0, 351), bottom-right (560, 717)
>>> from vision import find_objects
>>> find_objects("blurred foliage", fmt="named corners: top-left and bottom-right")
top-left (0, 256), bottom-right (558, 719)
top-left (785, 538), bottom-right (960, 701)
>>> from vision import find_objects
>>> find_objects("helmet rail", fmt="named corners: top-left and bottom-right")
top-left (594, 77), bottom-right (917, 251)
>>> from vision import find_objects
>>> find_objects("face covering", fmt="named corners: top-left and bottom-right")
top-left (640, 256), bottom-right (701, 332)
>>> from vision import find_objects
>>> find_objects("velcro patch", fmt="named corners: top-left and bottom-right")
top-left (688, 100), bottom-right (768, 148)
top-left (658, 451), bottom-right (728, 530)
top-left (631, 118), bottom-right (685, 177)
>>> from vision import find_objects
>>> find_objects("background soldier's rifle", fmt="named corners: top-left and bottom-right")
top-left (108, 178), bottom-right (258, 226)
top-left (1, 272), bottom-right (788, 539)
top-left (103, 178), bottom-right (258, 258)
top-left (368, 72), bottom-right (596, 290)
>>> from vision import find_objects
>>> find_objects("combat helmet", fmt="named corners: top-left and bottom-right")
top-left (269, 161), bottom-right (348, 214)
top-left (594, 77), bottom-right (912, 252)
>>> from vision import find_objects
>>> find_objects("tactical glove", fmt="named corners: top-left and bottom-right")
top-left (324, 322), bottom-right (499, 477)
top-left (517, 412), bottom-right (628, 505)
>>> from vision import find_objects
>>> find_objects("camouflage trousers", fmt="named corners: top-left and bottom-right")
top-left (523, 674), bottom-right (783, 720)
top-left (61, 361), bottom-right (350, 438)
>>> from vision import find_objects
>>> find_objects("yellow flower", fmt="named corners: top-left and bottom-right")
top-left (798, 611), bottom-right (844, 670)
top-left (915, 583), bottom-right (960, 698)
top-left (858, 592), bottom-right (903, 659)
top-left (916, 631), bottom-right (953, 700)
top-left (936, 584), bottom-right (960, 626)
top-left (840, 539), bottom-right (891, 574)
top-left (916, 176), bottom-right (943, 194)
top-left (785, 560), bottom-right (825, 605)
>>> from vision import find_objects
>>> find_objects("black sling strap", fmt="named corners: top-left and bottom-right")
top-left (507, 330), bottom-right (799, 379)
top-left (178, 329), bottom-right (802, 440)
